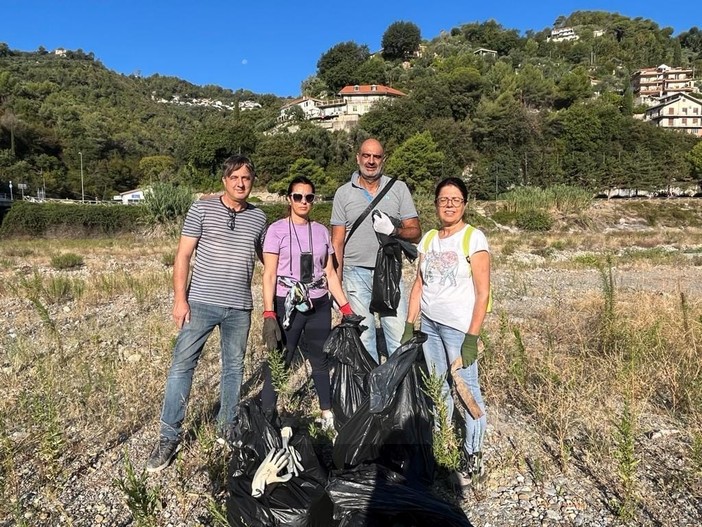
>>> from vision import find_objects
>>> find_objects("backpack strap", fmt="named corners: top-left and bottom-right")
top-left (421, 229), bottom-right (439, 253)
top-left (463, 224), bottom-right (493, 313)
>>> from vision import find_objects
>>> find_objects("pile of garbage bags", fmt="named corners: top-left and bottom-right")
top-left (226, 318), bottom-right (472, 526)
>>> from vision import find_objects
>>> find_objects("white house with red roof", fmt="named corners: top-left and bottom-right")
top-left (278, 84), bottom-right (406, 131)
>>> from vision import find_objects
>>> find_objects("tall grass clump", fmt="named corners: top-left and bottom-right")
top-left (501, 185), bottom-right (592, 214)
top-left (421, 368), bottom-right (461, 471)
top-left (50, 252), bottom-right (84, 270)
top-left (143, 182), bottom-right (194, 230)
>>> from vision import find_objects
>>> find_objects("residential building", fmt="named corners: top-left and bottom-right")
top-left (547, 27), bottom-right (579, 42)
top-left (113, 188), bottom-right (148, 204)
top-left (473, 48), bottom-right (498, 58)
top-left (337, 84), bottom-right (406, 116)
top-left (276, 96), bottom-right (324, 122)
top-left (631, 64), bottom-right (697, 106)
top-left (644, 92), bottom-right (702, 137)
top-left (277, 84), bottom-right (406, 131)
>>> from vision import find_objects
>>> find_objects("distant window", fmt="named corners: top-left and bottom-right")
top-left (694, 107), bottom-right (700, 114)
top-left (354, 85), bottom-right (359, 92)
top-left (693, 118), bottom-right (699, 124)
top-left (683, 107), bottom-right (688, 114)
top-left (668, 108), bottom-right (674, 114)
top-left (682, 118), bottom-right (688, 125)
top-left (668, 118), bottom-right (674, 126)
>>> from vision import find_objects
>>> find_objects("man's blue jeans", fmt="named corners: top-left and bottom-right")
top-left (421, 315), bottom-right (486, 456)
top-left (343, 265), bottom-right (407, 364)
top-left (159, 301), bottom-right (250, 441)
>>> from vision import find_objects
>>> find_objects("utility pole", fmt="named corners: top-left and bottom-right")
top-left (79, 151), bottom-right (84, 202)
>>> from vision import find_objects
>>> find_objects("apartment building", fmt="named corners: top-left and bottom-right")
top-left (644, 92), bottom-right (702, 137)
top-left (631, 64), bottom-right (696, 106)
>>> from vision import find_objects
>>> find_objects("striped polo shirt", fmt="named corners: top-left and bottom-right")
top-left (181, 198), bottom-right (267, 309)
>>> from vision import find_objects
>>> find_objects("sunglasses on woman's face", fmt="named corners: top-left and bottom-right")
top-left (290, 193), bottom-right (315, 203)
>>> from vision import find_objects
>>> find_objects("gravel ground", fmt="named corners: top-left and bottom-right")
top-left (2, 225), bottom-right (702, 527)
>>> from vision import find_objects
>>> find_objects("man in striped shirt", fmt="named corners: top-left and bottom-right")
top-left (147, 155), bottom-right (267, 473)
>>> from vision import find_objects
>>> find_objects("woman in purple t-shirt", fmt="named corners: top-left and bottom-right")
top-left (261, 176), bottom-right (353, 430)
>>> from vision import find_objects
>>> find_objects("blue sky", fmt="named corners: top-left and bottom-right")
top-left (4, 1), bottom-right (700, 97)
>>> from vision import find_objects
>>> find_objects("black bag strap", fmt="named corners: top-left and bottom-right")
top-left (345, 177), bottom-right (397, 243)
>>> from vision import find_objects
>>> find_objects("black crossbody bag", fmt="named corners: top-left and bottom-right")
top-left (344, 177), bottom-right (397, 243)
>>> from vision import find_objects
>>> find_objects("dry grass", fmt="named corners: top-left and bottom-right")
top-left (1, 211), bottom-right (701, 524)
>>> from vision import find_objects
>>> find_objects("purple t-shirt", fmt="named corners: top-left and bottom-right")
top-left (263, 218), bottom-right (334, 299)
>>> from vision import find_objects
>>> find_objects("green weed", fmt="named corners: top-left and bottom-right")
top-left (113, 451), bottom-right (162, 527)
top-left (50, 252), bottom-right (84, 270)
top-left (613, 400), bottom-right (639, 522)
top-left (421, 367), bottom-right (462, 471)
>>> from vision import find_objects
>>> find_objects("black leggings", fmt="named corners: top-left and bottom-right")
top-left (261, 294), bottom-right (332, 412)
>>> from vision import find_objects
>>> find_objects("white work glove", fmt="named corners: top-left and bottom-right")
top-left (372, 211), bottom-right (396, 236)
top-left (281, 427), bottom-right (304, 477)
top-left (250, 448), bottom-right (292, 498)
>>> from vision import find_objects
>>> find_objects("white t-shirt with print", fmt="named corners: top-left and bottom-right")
top-left (418, 224), bottom-right (490, 332)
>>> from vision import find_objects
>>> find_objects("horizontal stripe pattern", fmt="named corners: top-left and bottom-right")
top-left (182, 199), bottom-right (267, 309)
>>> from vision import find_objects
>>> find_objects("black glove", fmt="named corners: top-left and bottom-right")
top-left (263, 316), bottom-right (282, 350)
top-left (461, 334), bottom-right (479, 367)
top-left (401, 321), bottom-right (415, 343)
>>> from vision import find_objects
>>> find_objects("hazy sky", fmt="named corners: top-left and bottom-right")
top-left (4, 0), bottom-right (699, 97)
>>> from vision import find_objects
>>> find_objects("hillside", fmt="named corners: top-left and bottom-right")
top-left (1, 10), bottom-right (701, 202)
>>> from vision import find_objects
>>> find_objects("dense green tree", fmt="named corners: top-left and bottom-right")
top-left (679, 27), bottom-right (702, 53)
top-left (443, 67), bottom-right (484, 120)
top-left (358, 98), bottom-right (424, 151)
top-left (554, 67), bottom-right (592, 109)
top-left (424, 118), bottom-right (475, 177)
top-left (355, 57), bottom-right (388, 86)
top-left (138, 155), bottom-right (177, 183)
top-left (317, 42), bottom-right (370, 93)
top-left (301, 75), bottom-right (328, 98)
top-left (381, 21), bottom-right (422, 61)
top-left (384, 131), bottom-right (445, 194)
top-left (255, 133), bottom-right (302, 186)
top-left (688, 141), bottom-right (702, 181)
top-left (516, 64), bottom-right (555, 109)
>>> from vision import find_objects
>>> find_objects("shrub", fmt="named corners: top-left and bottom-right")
top-left (515, 210), bottom-right (553, 231)
top-left (0, 202), bottom-right (146, 237)
top-left (51, 253), bottom-right (84, 270)
top-left (142, 183), bottom-right (194, 226)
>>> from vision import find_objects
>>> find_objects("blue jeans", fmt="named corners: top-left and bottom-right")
top-left (159, 301), bottom-right (250, 441)
top-left (421, 315), bottom-right (486, 456)
top-left (343, 265), bottom-right (407, 364)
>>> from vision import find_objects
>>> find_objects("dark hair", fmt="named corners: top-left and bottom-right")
top-left (435, 177), bottom-right (467, 202)
top-left (222, 155), bottom-right (256, 179)
top-left (287, 176), bottom-right (315, 195)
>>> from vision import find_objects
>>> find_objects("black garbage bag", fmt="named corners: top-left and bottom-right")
top-left (227, 401), bottom-right (332, 527)
top-left (323, 314), bottom-right (377, 430)
top-left (370, 229), bottom-right (418, 316)
top-left (333, 333), bottom-right (436, 485)
top-left (326, 464), bottom-right (472, 527)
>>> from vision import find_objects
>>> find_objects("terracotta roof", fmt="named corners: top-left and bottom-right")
top-left (338, 84), bottom-right (406, 97)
